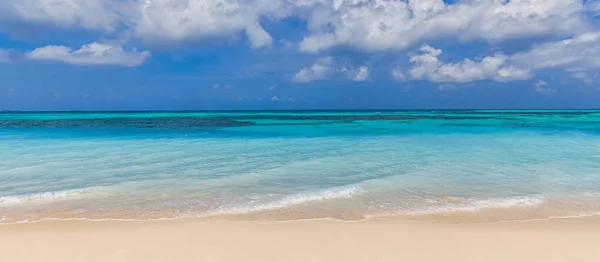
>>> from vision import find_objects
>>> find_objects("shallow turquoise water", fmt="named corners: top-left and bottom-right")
top-left (1, 110), bottom-right (600, 222)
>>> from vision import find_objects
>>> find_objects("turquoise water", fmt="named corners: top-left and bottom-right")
top-left (1, 110), bottom-right (600, 223)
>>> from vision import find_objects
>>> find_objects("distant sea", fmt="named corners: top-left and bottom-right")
top-left (1, 110), bottom-right (600, 223)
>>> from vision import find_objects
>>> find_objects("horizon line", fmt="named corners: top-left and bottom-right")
top-left (2, 108), bottom-right (600, 113)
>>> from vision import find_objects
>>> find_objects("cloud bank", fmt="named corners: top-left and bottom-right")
top-left (394, 30), bottom-right (600, 83)
top-left (300, 0), bottom-right (591, 52)
top-left (1, 0), bottom-right (599, 82)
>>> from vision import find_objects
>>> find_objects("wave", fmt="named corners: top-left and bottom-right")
top-left (407, 195), bottom-right (545, 215)
top-left (213, 185), bottom-right (363, 215)
top-left (0, 187), bottom-right (104, 207)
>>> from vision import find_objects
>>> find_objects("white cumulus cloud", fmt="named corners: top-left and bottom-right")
top-left (26, 42), bottom-right (150, 67)
top-left (395, 30), bottom-right (600, 83)
top-left (292, 57), bottom-right (334, 82)
top-left (245, 22), bottom-right (274, 48)
top-left (2, 0), bottom-right (600, 80)
top-left (0, 0), bottom-right (131, 32)
top-left (294, 59), bottom-right (372, 82)
top-left (1, 0), bottom-right (599, 55)
top-left (300, 0), bottom-right (592, 53)
top-left (511, 31), bottom-right (600, 72)
top-left (395, 45), bottom-right (530, 83)
top-left (133, 0), bottom-right (286, 45)
top-left (352, 66), bottom-right (370, 81)
top-left (0, 0), bottom-right (287, 48)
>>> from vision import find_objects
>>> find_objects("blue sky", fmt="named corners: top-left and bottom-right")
top-left (1, 0), bottom-right (600, 110)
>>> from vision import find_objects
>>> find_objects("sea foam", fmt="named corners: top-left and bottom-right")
top-left (0, 187), bottom-right (103, 207)
top-left (407, 195), bottom-right (546, 215)
top-left (213, 185), bottom-right (363, 215)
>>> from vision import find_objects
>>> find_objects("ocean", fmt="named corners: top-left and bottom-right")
top-left (1, 110), bottom-right (600, 223)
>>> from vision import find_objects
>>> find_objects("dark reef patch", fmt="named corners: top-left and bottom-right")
top-left (0, 117), bottom-right (254, 128)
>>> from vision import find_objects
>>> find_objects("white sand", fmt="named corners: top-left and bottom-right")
top-left (1, 217), bottom-right (600, 262)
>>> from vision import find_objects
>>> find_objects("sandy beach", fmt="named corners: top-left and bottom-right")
top-left (1, 217), bottom-right (600, 262)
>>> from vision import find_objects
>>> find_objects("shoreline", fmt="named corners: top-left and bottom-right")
top-left (2, 216), bottom-right (600, 261)
top-left (2, 211), bottom-right (600, 226)
top-left (3, 199), bottom-right (599, 225)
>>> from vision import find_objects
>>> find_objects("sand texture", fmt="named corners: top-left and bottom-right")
top-left (1, 217), bottom-right (600, 262)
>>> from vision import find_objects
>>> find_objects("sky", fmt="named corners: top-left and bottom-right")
top-left (1, 0), bottom-right (600, 111)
